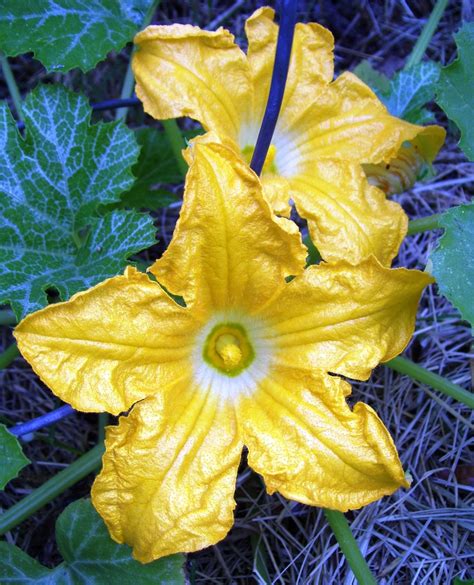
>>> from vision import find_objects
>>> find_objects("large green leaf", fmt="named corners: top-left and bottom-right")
top-left (0, 0), bottom-right (154, 72)
top-left (0, 499), bottom-right (185, 584)
top-left (352, 60), bottom-right (390, 97)
top-left (383, 61), bottom-right (440, 124)
top-left (0, 84), bottom-right (156, 320)
top-left (117, 127), bottom-right (203, 211)
top-left (354, 60), bottom-right (439, 125)
top-left (436, 22), bottom-right (474, 161)
top-left (0, 424), bottom-right (29, 490)
top-left (431, 203), bottom-right (474, 326)
top-left (118, 128), bottom-right (183, 211)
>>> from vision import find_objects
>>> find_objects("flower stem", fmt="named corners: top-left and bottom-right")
top-left (115, 0), bottom-right (161, 121)
top-left (404, 0), bottom-right (449, 69)
top-left (0, 444), bottom-right (104, 536)
top-left (385, 356), bottom-right (474, 409)
top-left (323, 509), bottom-right (377, 585)
top-left (9, 405), bottom-right (75, 437)
top-left (0, 51), bottom-right (23, 121)
top-left (98, 412), bottom-right (109, 444)
top-left (114, 64), bottom-right (137, 121)
top-left (250, 0), bottom-right (297, 175)
top-left (162, 119), bottom-right (188, 177)
top-left (407, 213), bottom-right (442, 235)
top-left (0, 343), bottom-right (19, 370)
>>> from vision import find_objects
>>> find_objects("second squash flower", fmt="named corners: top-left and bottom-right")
top-left (132, 6), bottom-right (445, 266)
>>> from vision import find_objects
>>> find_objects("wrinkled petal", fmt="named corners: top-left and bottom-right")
top-left (256, 256), bottom-right (433, 381)
top-left (239, 367), bottom-right (408, 511)
top-left (188, 131), bottom-right (293, 219)
top-left (242, 7), bottom-right (334, 141)
top-left (133, 24), bottom-right (252, 142)
top-left (14, 267), bottom-right (202, 415)
top-left (92, 381), bottom-right (242, 562)
top-left (363, 127), bottom-right (446, 195)
top-left (261, 174), bottom-right (292, 217)
top-left (275, 72), bottom-right (444, 176)
top-left (290, 162), bottom-right (407, 266)
top-left (150, 142), bottom-right (307, 312)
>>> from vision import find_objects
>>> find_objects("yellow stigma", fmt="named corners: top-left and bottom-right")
top-left (203, 322), bottom-right (255, 376)
top-left (241, 144), bottom-right (277, 174)
top-left (215, 334), bottom-right (242, 369)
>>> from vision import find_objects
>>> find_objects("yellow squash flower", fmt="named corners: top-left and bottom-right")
top-left (15, 143), bottom-right (432, 563)
top-left (363, 137), bottom-right (436, 196)
top-left (132, 6), bottom-right (445, 266)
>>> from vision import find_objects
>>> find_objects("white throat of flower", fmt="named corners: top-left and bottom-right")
top-left (193, 310), bottom-right (274, 402)
top-left (238, 122), bottom-right (301, 177)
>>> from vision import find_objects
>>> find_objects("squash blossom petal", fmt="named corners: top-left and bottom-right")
top-left (15, 144), bottom-right (433, 563)
top-left (363, 130), bottom-right (443, 196)
top-left (132, 6), bottom-right (445, 266)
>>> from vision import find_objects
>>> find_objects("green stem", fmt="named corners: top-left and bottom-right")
top-left (163, 119), bottom-right (188, 177)
top-left (0, 51), bottom-right (23, 121)
top-left (0, 444), bottom-right (104, 535)
top-left (324, 509), bottom-right (377, 585)
top-left (407, 213), bottom-right (442, 235)
top-left (404, 0), bottom-right (449, 69)
top-left (386, 356), bottom-right (474, 409)
top-left (0, 309), bottom-right (16, 326)
top-left (98, 413), bottom-right (109, 445)
top-left (115, 61), bottom-right (136, 121)
top-left (115, 0), bottom-right (161, 121)
top-left (0, 343), bottom-right (19, 370)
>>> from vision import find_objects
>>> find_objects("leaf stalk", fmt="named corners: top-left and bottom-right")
top-left (115, 0), bottom-right (161, 121)
top-left (405, 0), bottom-right (449, 69)
top-left (324, 509), bottom-right (377, 585)
top-left (0, 444), bottom-right (104, 536)
top-left (407, 213), bottom-right (443, 235)
top-left (0, 343), bottom-right (19, 370)
top-left (385, 356), bottom-right (474, 409)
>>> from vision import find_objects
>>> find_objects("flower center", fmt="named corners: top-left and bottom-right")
top-left (215, 334), bottom-right (242, 368)
top-left (203, 322), bottom-right (255, 376)
top-left (241, 144), bottom-right (278, 174)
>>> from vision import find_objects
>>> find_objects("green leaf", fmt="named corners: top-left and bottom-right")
top-left (0, 84), bottom-right (156, 320)
top-left (115, 127), bottom-right (202, 211)
top-left (436, 21), bottom-right (474, 161)
top-left (383, 61), bottom-right (440, 122)
top-left (354, 61), bottom-right (440, 125)
top-left (116, 188), bottom-right (178, 211)
top-left (0, 0), bottom-right (154, 72)
top-left (0, 499), bottom-right (185, 584)
top-left (0, 544), bottom-right (48, 583)
top-left (118, 128), bottom-right (183, 210)
top-left (431, 203), bottom-right (474, 326)
top-left (352, 61), bottom-right (390, 97)
top-left (0, 424), bottom-right (30, 490)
